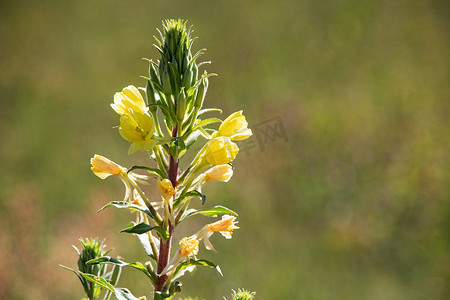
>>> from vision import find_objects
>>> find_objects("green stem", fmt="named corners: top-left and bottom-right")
top-left (126, 174), bottom-right (163, 225)
top-left (144, 215), bottom-right (159, 259)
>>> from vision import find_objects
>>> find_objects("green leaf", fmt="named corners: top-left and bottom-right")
top-left (184, 205), bottom-right (238, 220)
top-left (98, 201), bottom-right (155, 219)
top-left (114, 288), bottom-right (142, 300)
top-left (136, 232), bottom-right (158, 258)
top-left (184, 131), bottom-right (200, 150)
top-left (191, 117), bottom-right (221, 131)
top-left (198, 108), bottom-right (223, 116)
top-left (155, 291), bottom-right (172, 300)
top-left (87, 256), bottom-right (126, 266)
top-left (120, 222), bottom-right (170, 241)
top-left (87, 257), bottom-right (156, 284)
top-left (168, 281), bottom-right (182, 295)
top-left (79, 272), bottom-right (114, 292)
top-left (128, 165), bottom-right (167, 179)
top-left (149, 102), bottom-right (176, 125)
top-left (173, 259), bottom-right (222, 278)
top-left (178, 205), bottom-right (237, 223)
top-left (60, 264), bottom-right (85, 283)
top-left (174, 190), bottom-right (206, 207)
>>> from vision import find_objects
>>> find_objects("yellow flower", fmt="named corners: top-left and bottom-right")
top-left (203, 137), bottom-right (239, 165)
top-left (208, 215), bottom-right (239, 239)
top-left (90, 155), bottom-right (148, 203)
top-left (90, 154), bottom-right (126, 179)
top-left (218, 111), bottom-right (252, 141)
top-left (159, 236), bottom-right (199, 275)
top-left (193, 165), bottom-right (233, 193)
top-left (203, 164), bottom-right (233, 182)
top-left (192, 215), bottom-right (239, 252)
top-left (119, 111), bottom-right (156, 154)
top-left (131, 189), bottom-right (146, 208)
top-left (158, 179), bottom-right (175, 201)
top-left (111, 85), bottom-right (147, 115)
top-left (178, 237), bottom-right (199, 258)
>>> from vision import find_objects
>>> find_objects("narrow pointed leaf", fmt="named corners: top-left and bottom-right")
top-left (175, 190), bottom-right (206, 206)
top-left (191, 118), bottom-right (221, 132)
top-left (187, 205), bottom-right (238, 218)
top-left (120, 222), bottom-right (169, 241)
top-left (198, 108), bottom-right (223, 116)
top-left (79, 272), bottom-right (114, 292)
top-left (98, 201), bottom-right (155, 219)
top-left (87, 257), bottom-right (156, 284)
top-left (173, 259), bottom-right (222, 278)
top-left (136, 232), bottom-right (157, 258)
top-left (114, 288), bottom-right (141, 300)
top-left (128, 165), bottom-right (167, 179)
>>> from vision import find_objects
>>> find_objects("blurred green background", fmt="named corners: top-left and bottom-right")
top-left (1, 0), bottom-right (449, 299)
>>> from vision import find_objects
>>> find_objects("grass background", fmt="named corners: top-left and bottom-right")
top-left (0, 0), bottom-right (449, 299)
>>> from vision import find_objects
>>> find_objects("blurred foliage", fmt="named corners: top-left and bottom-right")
top-left (0, 0), bottom-right (449, 299)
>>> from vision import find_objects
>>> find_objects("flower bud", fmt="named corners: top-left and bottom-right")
top-left (149, 63), bottom-right (160, 87)
top-left (182, 65), bottom-right (193, 89)
top-left (161, 69), bottom-right (172, 95)
top-left (158, 178), bottom-right (175, 201)
top-left (146, 80), bottom-right (157, 114)
top-left (204, 137), bottom-right (239, 165)
top-left (195, 75), bottom-right (208, 108)
top-left (177, 88), bottom-right (187, 119)
top-left (191, 63), bottom-right (198, 86)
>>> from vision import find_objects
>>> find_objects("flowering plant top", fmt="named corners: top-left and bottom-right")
top-left (62, 19), bottom-right (252, 300)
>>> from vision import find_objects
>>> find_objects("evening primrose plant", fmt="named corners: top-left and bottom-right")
top-left (64, 20), bottom-right (253, 299)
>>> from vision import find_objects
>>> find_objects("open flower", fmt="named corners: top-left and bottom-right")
top-left (178, 237), bottom-right (199, 258)
top-left (90, 154), bottom-right (127, 179)
top-left (217, 111), bottom-right (252, 141)
top-left (193, 164), bottom-right (233, 193)
top-left (192, 215), bottom-right (239, 252)
top-left (203, 137), bottom-right (239, 165)
top-left (159, 237), bottom-right (199, 275)
top-left (204, 164), bottom-right (233, 182)
top-left (119, 110), bottom-right (157, 154)
top-left (111, 85), bottom-right (147, 115)
top-left (90, 155), bottom-right (148, 203)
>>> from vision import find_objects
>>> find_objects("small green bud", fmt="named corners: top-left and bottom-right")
top-left (182, 66), bottom-right (193, 89)
top-left (191, 63), bottom-right (198, 87)
top-left (146, 80), bottom-right (158, 113)
top-left (168, 62), bottom-right (179, 95)
top-left (149, 63), bottom-right (160, 89)
top-left (162, 69), bottom-right (172, 95)
top-left (195, 75), bottom-right (208, 108)
top-left (176, 89), bottom-right (186, 121)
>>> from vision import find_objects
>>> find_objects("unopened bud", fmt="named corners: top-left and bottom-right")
top-left (176, 90), bottom-right (186, 121)
top-left (191, 64), bottom-right (198, 87)
top-left (148, 63), bottom-right (160, 89)
top-left (195, 75), bottom-right (208, 108)
top-left (146, 80), bottom-right (157, 114)
top-left (162, 69), bottom-right (172, 95)
top-left (182, 66), bottom-right (193, 89)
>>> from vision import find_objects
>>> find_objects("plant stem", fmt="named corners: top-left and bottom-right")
top-left (155, 126), bottom-right (179, 296)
